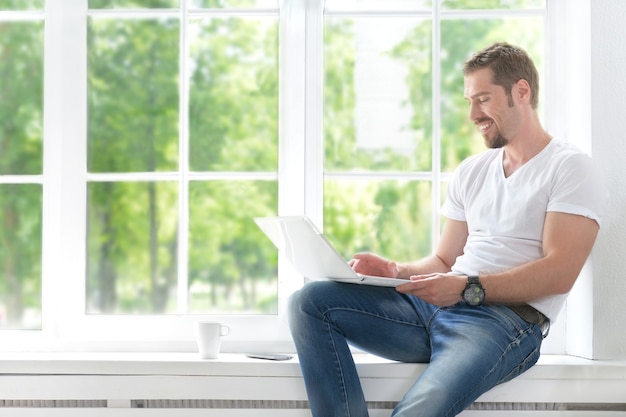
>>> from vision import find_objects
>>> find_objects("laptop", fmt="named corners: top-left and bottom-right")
top-left (254, 216), bottom-right (407, 287)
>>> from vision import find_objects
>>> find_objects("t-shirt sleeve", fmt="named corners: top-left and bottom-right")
top-left (441, 165), bottom-right (467, 222)
top-left (547, 153), bottom-right (608, 226)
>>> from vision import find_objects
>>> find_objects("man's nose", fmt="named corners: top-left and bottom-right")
top-left (468, 102), bottom-right (482, 122)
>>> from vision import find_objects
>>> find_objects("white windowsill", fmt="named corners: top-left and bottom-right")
top-left (0, 352), bottom-right (624, 380)
top-left (1, 352), bottom-right (625, 409)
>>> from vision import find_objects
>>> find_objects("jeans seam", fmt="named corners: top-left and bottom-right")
top-left (321, 306), bottom-right (432, 329)
top-left (445, 324), bottom-right (539, 416)
top-left (327, 320), bottom-right (352, 417)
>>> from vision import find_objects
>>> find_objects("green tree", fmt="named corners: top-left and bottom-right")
top-left (187, 16), bottom-right (279, 313)
top-left (87, 17), bottom-right (180, 313)
top-left (323, 19), bottom-right (433, 262)
top-left (0, 18), bottom-right (43, 329)
top-left (87, 13), bottom-right (279, 314)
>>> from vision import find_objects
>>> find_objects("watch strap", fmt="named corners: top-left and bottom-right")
top-left (467, 275), bottom-right (480, 285)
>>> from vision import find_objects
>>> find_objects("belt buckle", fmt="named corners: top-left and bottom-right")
top-left (540, 319), bottom-right (550, 339)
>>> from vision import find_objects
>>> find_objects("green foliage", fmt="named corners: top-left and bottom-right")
top-left (0, 22), bottom-right (43, 175)
top-left (0, 185), bottom-right (42, 329)
top-left (0, 19), bottom-right (43, 329)
top-left (190, 0), bottom-right (275, 8)
top-left (86, 14), bottom-right (278, 314)
top-left (0, 0), bottom-right (43, 10)
top-left (189, 17), bottom-right (278, 172)
top-left (87, 18), bottom-right (179, 173)
top-left (441, 0), bottom-right (545, 8)
top-left (89, 0), bottom-right (179, 8)
top-left (188, 180), bottom-right (278, 314)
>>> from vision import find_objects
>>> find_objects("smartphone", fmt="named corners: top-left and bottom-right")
top-left (245, 353), bottom-right (294, 361)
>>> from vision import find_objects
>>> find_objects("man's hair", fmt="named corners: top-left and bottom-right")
top-left (463, 42), bottom-right (539, 109)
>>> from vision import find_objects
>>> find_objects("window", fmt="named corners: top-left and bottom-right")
top-left (86, 1), bottom-right (279, 316)
top-left (1, 0), bottom-right (564, 353)
top-left (320, 0), bottom-right (555, 351)
top-left (322, 0), bottom-right (545, 259)
top-left (0, 1), bottom-right (44, 330)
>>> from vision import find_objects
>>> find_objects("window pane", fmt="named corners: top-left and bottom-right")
top-left (324, 18), bottom-right (432, 172)
top-left (89, 0), bottom-right (179, 8)
top-left (188, 17), bottom-right (278, 172)
top-left (325, 0), bottom-right (431, 11)
top-left (188, 180), bottom-right (278, 314)
top-left (0, 12), bottom-right (43, 331)
top-left (324, 180), bottom-right (432, 261)
top-left (441, 0), bottom-right (545, 9)
top-left (86, 182), bottom-right (179, 314)
top-left (440, 16), bottom-right (544, 171)
top-left (0, 184), bottom-right (42, 329)
top-left (0, 0), bottom-right (43, 10)
top-left (87, 17), bottom-right (179, 173)
top-left (0, 21), bottom-right (43, 175)
top-left (188, 0), bottom-right (278, 8)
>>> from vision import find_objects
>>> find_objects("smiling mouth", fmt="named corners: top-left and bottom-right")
top-left (477, 120), bottom-right (494, 133)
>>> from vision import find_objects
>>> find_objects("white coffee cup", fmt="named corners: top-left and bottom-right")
top-left (195, 322), bottom-right (230, 359)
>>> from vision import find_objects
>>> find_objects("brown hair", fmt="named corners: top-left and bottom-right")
top-left (463, 42), bottom-right (539, 109)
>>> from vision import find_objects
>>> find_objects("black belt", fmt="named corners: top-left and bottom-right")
top-left (509, 304), bottom-right (550, 338)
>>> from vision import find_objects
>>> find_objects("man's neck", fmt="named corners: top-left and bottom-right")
top-left (501, 124), bottom-right (552, 177)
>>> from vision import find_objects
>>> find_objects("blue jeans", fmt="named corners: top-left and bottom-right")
top-left (288, 281), bottom-right (543, 417)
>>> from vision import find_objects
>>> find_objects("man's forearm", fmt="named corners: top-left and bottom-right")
top-left (397, 254), bottom-right (453, 279)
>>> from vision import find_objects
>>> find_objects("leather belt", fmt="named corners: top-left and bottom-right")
top-left (509, 304), bottom-right (550, 339)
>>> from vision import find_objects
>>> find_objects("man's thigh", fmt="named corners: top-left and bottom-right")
top-left (392, 304), bottom-right (543, 417)
top-left (292, 281), bottom-right (438, 362)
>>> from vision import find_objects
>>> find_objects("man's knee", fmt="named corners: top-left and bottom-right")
top-left (291, 279), bottom-right (337, 303)
top-left (288, 281), bottom-right (332, 323)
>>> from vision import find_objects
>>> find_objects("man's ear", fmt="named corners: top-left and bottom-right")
top-left (514, 79), bottom-right (532, 104)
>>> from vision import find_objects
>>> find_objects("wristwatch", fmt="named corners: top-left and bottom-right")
top-left (462, 275), bottom-right (485, 306)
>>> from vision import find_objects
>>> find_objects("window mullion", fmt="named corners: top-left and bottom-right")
top-left (177, 0), bottom-right (190, 315)
top-left (304, 0), bottom-right (324, 227)
top-left (278, 0), bottom-right (307, 217)
top-left (431, 1), bottom-right (442, 248)
top-left (44, 0), bottom-right (88, 341)
top-left (276, 0), bottom-right (309, 309)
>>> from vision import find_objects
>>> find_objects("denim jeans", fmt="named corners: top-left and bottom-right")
top-left (288, 281), bottom-right (543, 417)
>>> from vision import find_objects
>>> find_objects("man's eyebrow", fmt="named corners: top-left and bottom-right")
top-left (467, 91), bottom-right (492, 100)
top-left (463, 91), bottom-right (492, 103)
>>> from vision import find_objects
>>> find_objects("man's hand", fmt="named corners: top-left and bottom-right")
top-left (348, 252), bottom-right (399, 278)
top-left (396, 273), bottom-right (466, 307)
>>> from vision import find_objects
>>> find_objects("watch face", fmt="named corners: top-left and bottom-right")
top-left (464, 284), bottom-right (485, 306)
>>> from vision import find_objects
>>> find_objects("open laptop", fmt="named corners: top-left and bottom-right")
top-left (254, 216), bottom-right (407, 287)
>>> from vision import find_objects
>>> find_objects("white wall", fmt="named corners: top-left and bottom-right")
top-left (590, 0), bottom-right (626, 359)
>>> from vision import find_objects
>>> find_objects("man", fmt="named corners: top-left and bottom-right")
top-left (288, 42), bottom-right (607, 417)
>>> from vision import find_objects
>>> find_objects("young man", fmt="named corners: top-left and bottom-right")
top-left (288, 42), bottom-right (607, 417)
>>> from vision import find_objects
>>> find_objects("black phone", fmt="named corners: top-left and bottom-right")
top-left (245, 353), bottom-right (294, 361)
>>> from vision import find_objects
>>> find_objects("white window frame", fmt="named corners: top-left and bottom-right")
top-left (42, 0), bottom-right (296, 353)
top-left (0, 0), bottom-right (593, 355)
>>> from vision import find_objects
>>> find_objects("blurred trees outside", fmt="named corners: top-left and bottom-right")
top-left (0, 0), bottom-right (543, 326)
top-left (0, 13), bottom-right (43, 328)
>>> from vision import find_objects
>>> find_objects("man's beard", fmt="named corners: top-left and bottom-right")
top-left (485, 96), bottom-right (514, 149)
top-left (486, 131), bottom-right (508, 149)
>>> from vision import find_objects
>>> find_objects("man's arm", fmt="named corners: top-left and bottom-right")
top-left (395, 218), bottom-right (468, 278)
top-left (396, 212), bottom-right (600, 306)
top-left (480, 211), bottom-right (599, 303)
top-left (349, 218), bottom-right (468, 279)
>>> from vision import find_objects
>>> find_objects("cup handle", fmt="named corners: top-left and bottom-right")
top-left (220, 325), bottom-right (230, 337)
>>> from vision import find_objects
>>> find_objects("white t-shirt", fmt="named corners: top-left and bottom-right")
top-left (441, 139), bottom-right (607, 322)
